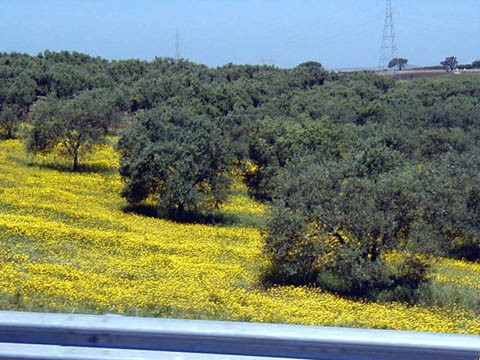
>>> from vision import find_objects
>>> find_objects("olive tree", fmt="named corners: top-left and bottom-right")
top-left (245, 115), bottom-right (349, 201)
top-left (263, 146), bottom-right (431, 303)
top-left (418, 152), bottom-right (480, 261)
top-left (26, 91), bottom-right (116, 171)
top-left (6, 73), bottom-right (38, 117)
top-left (117, 107), bottom-right (233, 220)
top-left (0, 105), bottom-right (19, 139)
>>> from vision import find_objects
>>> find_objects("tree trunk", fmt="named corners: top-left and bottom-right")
top-left (73, 152), bottom-right (79, 172)
top-left (177, 203), bottom-right (185, 221)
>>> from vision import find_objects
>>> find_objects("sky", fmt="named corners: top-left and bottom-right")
top-left (0, 0), bottom-right (479, 69)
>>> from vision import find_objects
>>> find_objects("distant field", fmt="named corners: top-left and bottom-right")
top-left (379, 69), bottom-right (480, 80)
top-left (0, 139), bottom-right (479, 334)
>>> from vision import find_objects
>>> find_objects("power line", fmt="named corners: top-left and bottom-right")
top-left (379, 0), bottom-right (397, 69)
top-left (175, 30), bottom-right (181, 60)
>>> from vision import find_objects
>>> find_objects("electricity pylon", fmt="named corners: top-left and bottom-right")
top-left (379, 0), bottom-right (397, 70)
top-left (175, 30), bottom-right (181, 60)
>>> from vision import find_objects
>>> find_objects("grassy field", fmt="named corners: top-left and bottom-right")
top-left (0, 139), bottom-right (479, 334)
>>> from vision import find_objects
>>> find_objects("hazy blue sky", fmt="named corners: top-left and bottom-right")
top-left (1, 0), bottom-right (479, 69)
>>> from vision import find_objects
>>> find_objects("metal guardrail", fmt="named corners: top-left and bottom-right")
top-left (0, 311), bottom-right (479, 360)
top-left (0, 342), bottom-right (293, 360)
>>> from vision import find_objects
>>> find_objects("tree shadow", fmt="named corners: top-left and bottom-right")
top-left (450, 244), bottom-right (480, 262)
top-left (121, 203), bottom-right (236, 226)
top-left (16, 157), bottom-right (115, 175)
top-left (122, 204), bottom-right (160, 218)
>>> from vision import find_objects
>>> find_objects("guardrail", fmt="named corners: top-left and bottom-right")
top-left (0, 311), bottom-right (479, 360)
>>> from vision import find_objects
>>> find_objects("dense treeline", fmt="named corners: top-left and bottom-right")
top-left (1, 50), bottom-right (479, 303)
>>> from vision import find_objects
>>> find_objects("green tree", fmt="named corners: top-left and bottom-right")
top-left (355, 100), bottom-right (389, 125)
top-left (388, 58), bottom-right (408, 71)
top-left (6, 73), bottom-right (38, 120)
top-left (26, 92), bottom-right (111, 171)
top-left (472, 60), bottom-right (480, 69)
top-left (0, 105), bottom-right (18, 139)
top-left (82, 88), bottom-right (123, 135)
top-left (117, 107), bottom-right (233, 220)
top-left (245, 115), bottom-right (349, 200)
top-left (290, 61), bottom-right (330, 89)
top-left (263, 148), bottom-right (431, 302)
top-left (441, 56), bottom-right (458, 72)
top-left (49, 63), bottom-right (93, 98)
top-left (418, 152), bottom-right (480, 261)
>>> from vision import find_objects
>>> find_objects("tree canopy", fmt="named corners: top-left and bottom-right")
top-left (0, 105), bottom-right (18, 139)
top-left (388, 58), bottom-right (408, 71)
top-left (441, 56), bottom-right (458, 72)
top-left (117, 107), bottom-right (234, 220)
top-left (2, 49), bottom-right (480, 302)
top-left (27, 91), bottom-right (119, 171)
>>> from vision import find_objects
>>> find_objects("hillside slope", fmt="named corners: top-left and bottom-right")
top-left (0, 140), bottom-right (478, 334)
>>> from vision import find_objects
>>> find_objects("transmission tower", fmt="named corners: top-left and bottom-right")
top-left (260, 57), bottom-right (274, 66)
top-left (379, 0), bottom-right (397, 70)
top-left (174, 30), bottom-right (181, 60)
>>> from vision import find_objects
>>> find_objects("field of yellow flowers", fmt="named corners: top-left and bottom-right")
top-left (0, 139), bottom-right (479, 334)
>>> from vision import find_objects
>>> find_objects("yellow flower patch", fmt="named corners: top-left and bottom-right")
top-left (0, 139), bottom-right (478, 334)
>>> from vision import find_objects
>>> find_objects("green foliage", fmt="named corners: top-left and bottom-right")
top-left (388, 58), bottom-right (408, 71)
top-left (118, 107), bottom-right (233, 221)
top-left (81, 88), bottom-right (123, 134)
top-left (419, 153), bottom-right (480, 260)
top-left (6, 73), bottom-right (38, 120)
top-left (262, 116), bottom-right (480, 299)
top-left (245, 115), bottom-right (349, 200)
top-left (290, 61), bottom-right (331, 89)
top-left (472, 60), bottom-right (480, 69)
top-left (26, 91), bottom-right (113, 171)
top-left (441, 56), bottom-right (458, 72)
top-left (0, 105), bottom-right (19, 139)
top-left (355, 100), bottom-right (388, 125)
top-left (49, 63), bottom-right (94, 98)
top-left (2, 49), bottom-right (480, 304)
top-left (263, 155), bottom-right (431, 302)
top-left (419, 275), bottom-right (480, 314)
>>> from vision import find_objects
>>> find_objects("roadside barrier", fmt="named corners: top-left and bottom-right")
top-left (0, 311), bottom-right (479, 360)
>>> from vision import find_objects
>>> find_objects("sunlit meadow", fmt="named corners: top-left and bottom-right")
top-left (0, 139), bottom-right (479, 334)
